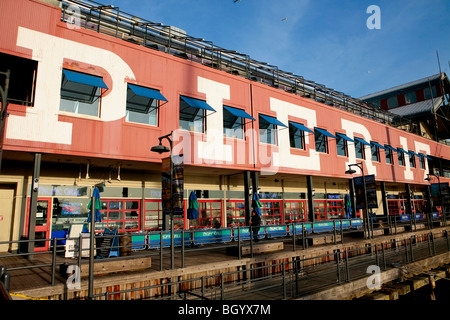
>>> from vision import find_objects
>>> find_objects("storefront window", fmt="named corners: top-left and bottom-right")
top-left (260, 200), bottom-right (282, 225)
top-left (189, 200), bottom-right (222, 229)
top-left (226, 200), bottom-right (246, 227)
top-left (284, 200), bottom-right (306, 223)
top-left (326, 200), bottom-right (344, 219)
top-left (99, 199), bottom-right (140, 232)
top-left (144, 200), bottom-right (162, 230)
top-left (313, 200), bottom-right (326, 220)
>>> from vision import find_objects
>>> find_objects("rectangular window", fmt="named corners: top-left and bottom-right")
top-left (387, 96), bottom-right (398, 108)
top-left (59, 69), bottom-right (108, 117)
top-left (260, 200), bottom-right (282, 225)
top-left (314, 128), bottom-right (329, 153)
top-left (326, 200), bottom-right (344, 219)
top-left (223, 106), bottom-right (246, 139)
top-left (355, 139), bottom-right (365, 159)
top-left (313, 200), bottom-right (326, 220)
top-left (259, 115), bottom-right (279, 145)
top-left (408, 151), bottom-right (416, 168)
top-left (226, 200), bottom-right (246, 227)
top-left (126, 84), bottom-right (167, 126)
top-left (335, 133), bottom-right (348, 156)
top-left (424, 86), bottom-right (437, 99)
top-left (188, 200), bottom-right (222, 229)
top-left (284, 200), bottom-right (306, 223)
top-left (289, 123), bottom-right (306, 149)
top-left (0, 52), bottom-right (38, 106)
top-left (404, 91), bottom-right (417, 104)
top-left (143, 200), bottom-right (162, 231)
top-left (179, 96), bottom-right (213, 133)
top-left (397, 150), bottom-right (405, 166)
top-left (385, 145), bottom-right (394, 164)
top-left (419, 155), bottom-right (426, 169)
top-left (371, 144), bottom-right (380, 162)
top-left (99, 199), bottom-right (140, 232)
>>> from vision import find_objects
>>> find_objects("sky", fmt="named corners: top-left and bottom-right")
top-left (108, 0), bottom-right (450, 99)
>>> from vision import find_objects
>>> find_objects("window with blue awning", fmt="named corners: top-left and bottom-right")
top-left (179, 96), bottom-right (215, 133)
top-left (259, 114), bottom-right (286, 145)
top-left (60, 69), bottom-right (109, 117)
top-left (126, 84), bottom-right (167, 126)
top-left (223, 106), bottom-right (255, 120)
top-left (290, 122), bottom-right (314, 134)
top-left (354, 137), bottom-right (371, 146)
top-left (259, 114), bottom-right (287, 128)
top-left (61, 69), bottom-right (108, 104)
top-left (370, 141), bottom-right (386, 149)
top-left (180, 96), bottom-right (215, 112)
top-left (335, 132), bottom-right (355, 142)
top-left (223, 106), bottom-right (254, 139)
top-left (314, 128), bottom-right (336, 139)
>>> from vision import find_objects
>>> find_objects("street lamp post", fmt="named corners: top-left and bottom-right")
top-left (151, 131), bottom-right (175, 269)
top-left (345, 162), bottom-right (370, 239)
top-left (425, 173), bottom-right (446, 225)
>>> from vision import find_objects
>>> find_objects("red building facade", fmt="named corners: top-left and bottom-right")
top-left (0, 0), bottom-right (448, 252)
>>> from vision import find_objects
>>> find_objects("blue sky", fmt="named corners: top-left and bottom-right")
top-left (111, 0), bottom-right (450, 99)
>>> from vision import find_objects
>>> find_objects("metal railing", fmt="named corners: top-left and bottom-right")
top-left (0, 213), bottom-right (448, 299)
top-left (59, 0), bottom-right (414, 129)
top-left (91, 230), bottom-right (450, 300)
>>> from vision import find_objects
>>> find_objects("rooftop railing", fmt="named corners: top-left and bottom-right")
top-left (60, 0), bottom-right (414, 129)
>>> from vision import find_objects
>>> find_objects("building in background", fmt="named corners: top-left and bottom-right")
top-left (0, 0), bottom-right (449, 253)
top-left (360, 73), bottom-right (450, 145)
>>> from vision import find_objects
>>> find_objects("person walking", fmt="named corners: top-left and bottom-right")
top-left (251, 209), bottom-right (261, 242)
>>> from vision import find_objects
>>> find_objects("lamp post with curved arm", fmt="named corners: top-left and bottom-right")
top-left (345, 162), bottom-right (370, 239)
top-left (151, 131), bottom-right (175, 269)
top-left (425, 173), bottom-right (446, 225)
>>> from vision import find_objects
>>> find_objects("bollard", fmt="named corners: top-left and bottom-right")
top-left (0, 266), bottom-right (10, 292)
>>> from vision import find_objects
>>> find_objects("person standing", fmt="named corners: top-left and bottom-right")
top-left (251, 210), bottom-right (261, 242)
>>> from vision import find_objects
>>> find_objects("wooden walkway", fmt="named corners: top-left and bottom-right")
top-left (1, 226), bottom-right (449, 300)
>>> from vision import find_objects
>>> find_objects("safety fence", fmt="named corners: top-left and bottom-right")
top-left (0, 213), bottom-right (448, 300)
top-left (95, 229), bottom-right (450, 300)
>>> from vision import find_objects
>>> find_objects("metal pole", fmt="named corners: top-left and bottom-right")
top-left (51, 237), bottom-right (57, 286)
top-left (169, 140), bottom-right (174, 270)
top-left (88, 193), bottom-right (96, 299)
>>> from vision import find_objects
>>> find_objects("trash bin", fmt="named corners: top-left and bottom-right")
top-left (119, 233), bottom-right (132, 256)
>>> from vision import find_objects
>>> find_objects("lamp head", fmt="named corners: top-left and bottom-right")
top-left (151, 144), bottom-right (170, 154)
top-left (345, 169), bottom-right (357, 175)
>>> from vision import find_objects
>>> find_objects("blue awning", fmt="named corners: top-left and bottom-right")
top-left (259, 114), bottom-right (287, 128)
top-left (335, 133), bottom-right (355, 142)
top-left (419, 153), bottom-right (433, 160)
top-left (370, 141), bottom-right (386, 149)
top-left (314, 128), bottom-right (336, 139)
top-left (354, 137), bottom-right (371, 146)
top-left (396, 148), bottom-right (408, 153)
top-left (63, 69), bottom-right (108, 89)
top-left (223, 106), bottom-right (255, 120)
top-left (181, 96), bottom-right (215, 112)
top-left (289, 122), bottom-right (314, 134)
top-left (128, 84), bottom-right (167, 102)
top-left (384, 145), bottom-right (397, 151)
top-left (408, 150), bottom-right (420, 157)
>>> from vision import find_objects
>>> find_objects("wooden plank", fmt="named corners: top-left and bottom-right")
top-left (226, 242), bottom-right (284, 256)
top-left (60, 256), bottom-right (151, 278)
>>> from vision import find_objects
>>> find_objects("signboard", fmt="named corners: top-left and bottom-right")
top-left (353, 174), bottom-right (378, 209)
top-left (161, 154), bottom-right (184, 215)
top-left (430, 183), bottom-right (449, 197)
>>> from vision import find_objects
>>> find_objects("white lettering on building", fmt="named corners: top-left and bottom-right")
top-left (341, 119), bottom-right (376, 176)
top-left (7, 27), bottom-right (135, 145)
